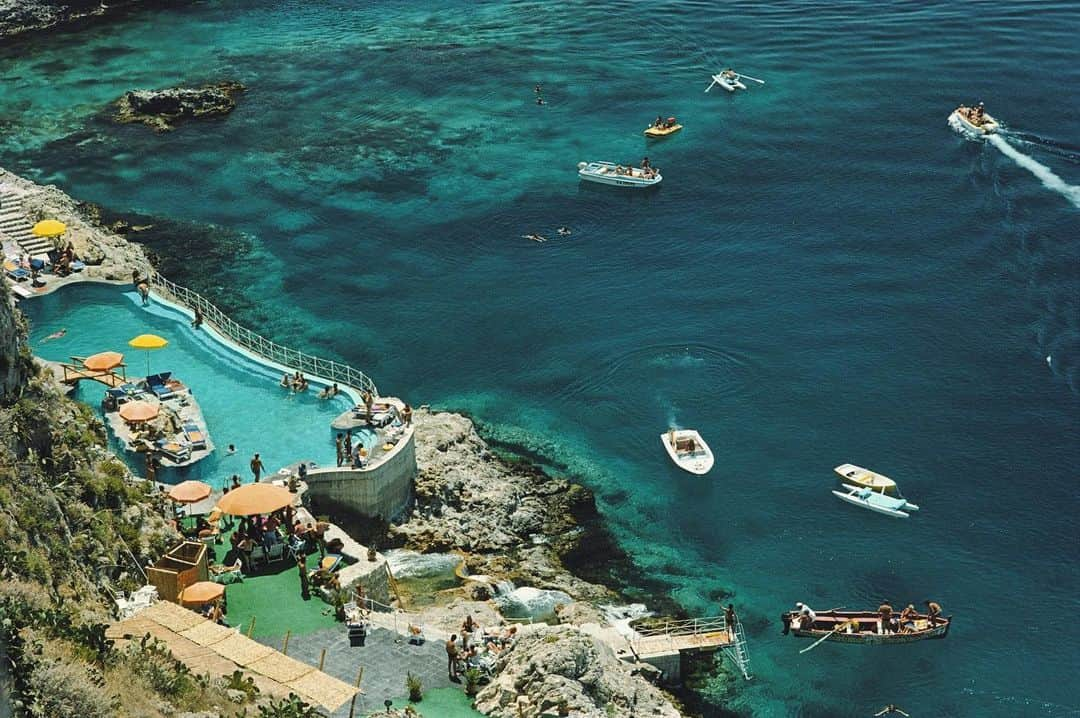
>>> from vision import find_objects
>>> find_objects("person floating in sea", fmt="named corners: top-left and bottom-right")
top-left (534, 83), bottom-right (542, 94)
top-left (536, 96), bottom-right (545, 105)
top-left (557, 226), bottom-right (571, 236)
top-left (227, 443), bottom-right (236, 455)
top-left (41, 328), bottom-right (67, 342)
top-left (874, 706), bottom-right (910, 717)
top-left (522, 233), bottom-right (547, 243)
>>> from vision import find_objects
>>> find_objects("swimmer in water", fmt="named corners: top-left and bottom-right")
top-left (536, 97), bottom-right (545, 105)
top-left (42, 328), bottom-right (67, 342)
top-left (557, 227), bottom-right (572, 236)
top-left (521, 234), bottom-right (546, 243)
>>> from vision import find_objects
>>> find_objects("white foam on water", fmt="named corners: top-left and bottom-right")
top-left (384, 549), bottom-right (461, 579)
top-left (988, 134), bottom-right (1080, 208)
top-left (494, 586), bottom-right (573, 620)
top-left (600, 603), bottom-right (652, 639)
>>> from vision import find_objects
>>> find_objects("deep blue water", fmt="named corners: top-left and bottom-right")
top-left (3, 1), bottom-right (1078, 715)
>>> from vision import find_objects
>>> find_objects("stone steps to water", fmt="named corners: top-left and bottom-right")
top-left (0, 189), bottom-right (54, 256)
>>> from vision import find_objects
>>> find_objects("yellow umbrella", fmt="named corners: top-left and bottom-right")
top-left (82, 351), bottom-right (124, 372)
top-left (216, 483), bottom-right (294, 517)
top-left (167, 480), bottom-right (212, 504)
top-left (128, 334), bottom-right (168, 376)
top-left (179, 581), bottom-right (224, 606)
top-left (31, 219), bottom-right (67, 238)
top-left (118, 400), bottom-right (159, 423)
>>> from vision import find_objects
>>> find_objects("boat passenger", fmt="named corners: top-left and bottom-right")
top-left (794, 602), bottom-right (816, 629)
top-left (655, 115), bottom-right (664, 127)
top-left (924, 600), bottom-right (942, 624)
top-left (642, 157), bottom-right (651, 169)
top-left (899, 604), bottom-right (918, 632)
top-left (878, 602), bottom-right (894, 633)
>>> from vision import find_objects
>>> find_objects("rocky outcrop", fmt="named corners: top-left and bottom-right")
top-left (0, 0), bottom-right (154, 40)
top-left (114, 82), bottom-right (245, 132)
top-left (393, 409), bottom-right (618, 602)
top-left (0, 284), bottom-right (34, 400)
top-left (475, 625), bottom-right (681, 718)
top-left (0, 167), bottom-right (152, 283)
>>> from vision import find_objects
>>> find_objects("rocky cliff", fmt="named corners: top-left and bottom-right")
top-left (475, 625), bottom-right (682, 718)
top-left (395, 409), bottom-right (621, 602)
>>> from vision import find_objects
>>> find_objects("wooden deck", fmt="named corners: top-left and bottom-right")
top-left (631, 629), bottom-right (733, 659)
top-left (59, 363), bottom-right (128, 388)
top-left (107, 601), bottom-right (359, 711)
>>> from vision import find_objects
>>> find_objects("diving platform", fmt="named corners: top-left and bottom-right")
top-left (59, 358), bottom-right (128, 387)
top-left (627, 616), bottom-right (752, 682)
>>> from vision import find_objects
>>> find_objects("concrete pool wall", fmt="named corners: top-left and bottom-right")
top-left (304, 429), bottom-right (416, 520)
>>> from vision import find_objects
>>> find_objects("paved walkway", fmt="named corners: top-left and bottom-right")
top-left (257, 625), bottom-right (456, 717)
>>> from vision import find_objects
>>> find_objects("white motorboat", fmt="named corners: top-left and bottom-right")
top-left (833, 463), bottom-right (897, 495)
top-left (661, 429), bottom-right (714, 475)
top-left (832, 483), bottom-right (920, 519)
top-left (578, 161), bottom-right (661, 188)
top-left (706, 69), bottom-right (764, 93)
top-left (949, 105), bottom-right (999, 136)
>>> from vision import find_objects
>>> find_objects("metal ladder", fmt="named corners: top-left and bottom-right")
top-left (723, 619), bottom-right (754, 680)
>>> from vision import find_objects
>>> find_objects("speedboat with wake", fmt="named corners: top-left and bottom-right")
top-left (949, 102), bottom-right (999, 135)
top-left (661, 428), bottom-right (713, 474)
top-left (706, 68), bottom-right (765, 93)
top-left (578, 161), bottom-right (661, 188)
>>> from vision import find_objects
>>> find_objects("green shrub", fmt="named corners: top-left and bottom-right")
top-left (406, 671), bottom-right (423, 702)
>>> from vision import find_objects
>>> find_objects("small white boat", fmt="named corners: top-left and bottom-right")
top-left (578, 161), bottom-right (661, 188)
top-left (661, 429), bottom-right (714, 475)
top-left (833, 483), bottom-right (920, 519)
top-left (833, 463), bottom-right (897, 495)
top-left (706, 69), bottom-right (764, 93)
top-left (949, 105), bottom-right (999, 136)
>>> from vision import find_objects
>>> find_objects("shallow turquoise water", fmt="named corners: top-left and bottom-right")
top-left (21, 284), bottom-right (354, 484)
top-left (3, 1), bottom-right (1079, 716)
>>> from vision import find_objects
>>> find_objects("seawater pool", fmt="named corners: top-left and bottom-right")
top-left (20, 282), bottom-right (357, 486)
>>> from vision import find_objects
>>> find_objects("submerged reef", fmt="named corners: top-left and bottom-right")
top-left (113, 82), bottom-right (246, 132)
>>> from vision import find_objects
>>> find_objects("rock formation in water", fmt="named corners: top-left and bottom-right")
top-left (396, 408), bottom-right (621, 602)
top-left (475, 624), bottom-right (681, 718)
top-left (114, 81), bottom-right (246, 132)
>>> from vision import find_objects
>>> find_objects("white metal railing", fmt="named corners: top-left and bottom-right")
top-left (629, 615), bottom-right (753, 681)
top-left (148, 272), bottom-right (377, 395)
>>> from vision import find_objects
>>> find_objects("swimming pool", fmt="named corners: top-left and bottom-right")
top-left (21, 282), bottom-right (360, 486)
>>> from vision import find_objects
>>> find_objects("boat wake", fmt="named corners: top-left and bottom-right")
top-left (986, 134), bottom-right (1080, 209)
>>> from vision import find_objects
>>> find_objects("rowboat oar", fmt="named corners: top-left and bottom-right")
top-left (799, 622), bottom-right (848, 654)
top-left (704, 78), bottom-right (719, 93)
top-left (738, 73), bottom-right (766, 84)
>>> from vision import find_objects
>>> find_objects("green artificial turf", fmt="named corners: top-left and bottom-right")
top-left (374, 688), bottom-right (486, 717)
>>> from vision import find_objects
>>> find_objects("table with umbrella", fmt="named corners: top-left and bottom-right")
top-left (118, 399), bottom-right (159, 424)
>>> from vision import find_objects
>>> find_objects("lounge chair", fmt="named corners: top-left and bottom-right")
top-left (145, 372), bottom-right (175, 400)
top-left (266, 542), bottom-right (290, 564)
top-left (319, 554), bottom-right (344, 573)
top-left (183, 422), bottom-right (207, 450)
top-left (155, 439), bottom-right (191, 463)
top-left (3, 261), bottom-right (29, 282)
top-left (249, 545), bottom-right (267, 569)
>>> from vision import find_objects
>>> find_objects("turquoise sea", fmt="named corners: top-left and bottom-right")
top-left (3, 1), bottom-right (1078, 716)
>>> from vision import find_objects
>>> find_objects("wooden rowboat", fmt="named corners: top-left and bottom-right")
top-left (781, 609), bottom-right (951, 645)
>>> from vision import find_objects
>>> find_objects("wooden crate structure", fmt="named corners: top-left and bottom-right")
top-left (148, 541), bottom-right (209, 603)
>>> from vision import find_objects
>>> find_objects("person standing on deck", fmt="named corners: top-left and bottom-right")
top-left (249, 453), bottom-right (264, 483)
top-left (402, 403), bottom-right (413, 426)
top-left (344, 432), bottom-right (353, 461)
top-left (335, 433), bottom-right (344, 467)
top-left (878, 602), bottom-right (894, 633)
top-left (361, 391), bottom-right (374, 424)
top-left (725, 604), bottom-right (737, 638)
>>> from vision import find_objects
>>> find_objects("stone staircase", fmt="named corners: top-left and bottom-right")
top-left (0, 187), bottom-right (53, 256)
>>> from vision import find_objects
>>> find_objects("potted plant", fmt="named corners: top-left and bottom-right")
top-left (463, 667), bottom-right (482, 697)
top-left (367, 544), bottom-right (378, 562)
top-left (406, 672), bottom-right (423, 703)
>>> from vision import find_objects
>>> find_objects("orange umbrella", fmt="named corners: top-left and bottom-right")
top-left (167, 480), bottom-right (212, 504)
top-left (178, 581), bottom-right (224, 605)
top-left (82, 351), bottom-right (124, 372)
top-left (216, 482), bottom-right (294, 516)
top-left (118, 400), bottom-right (159, 423)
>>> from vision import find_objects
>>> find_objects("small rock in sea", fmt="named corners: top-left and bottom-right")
top-left (113, 81), bottom-right (246, 132)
